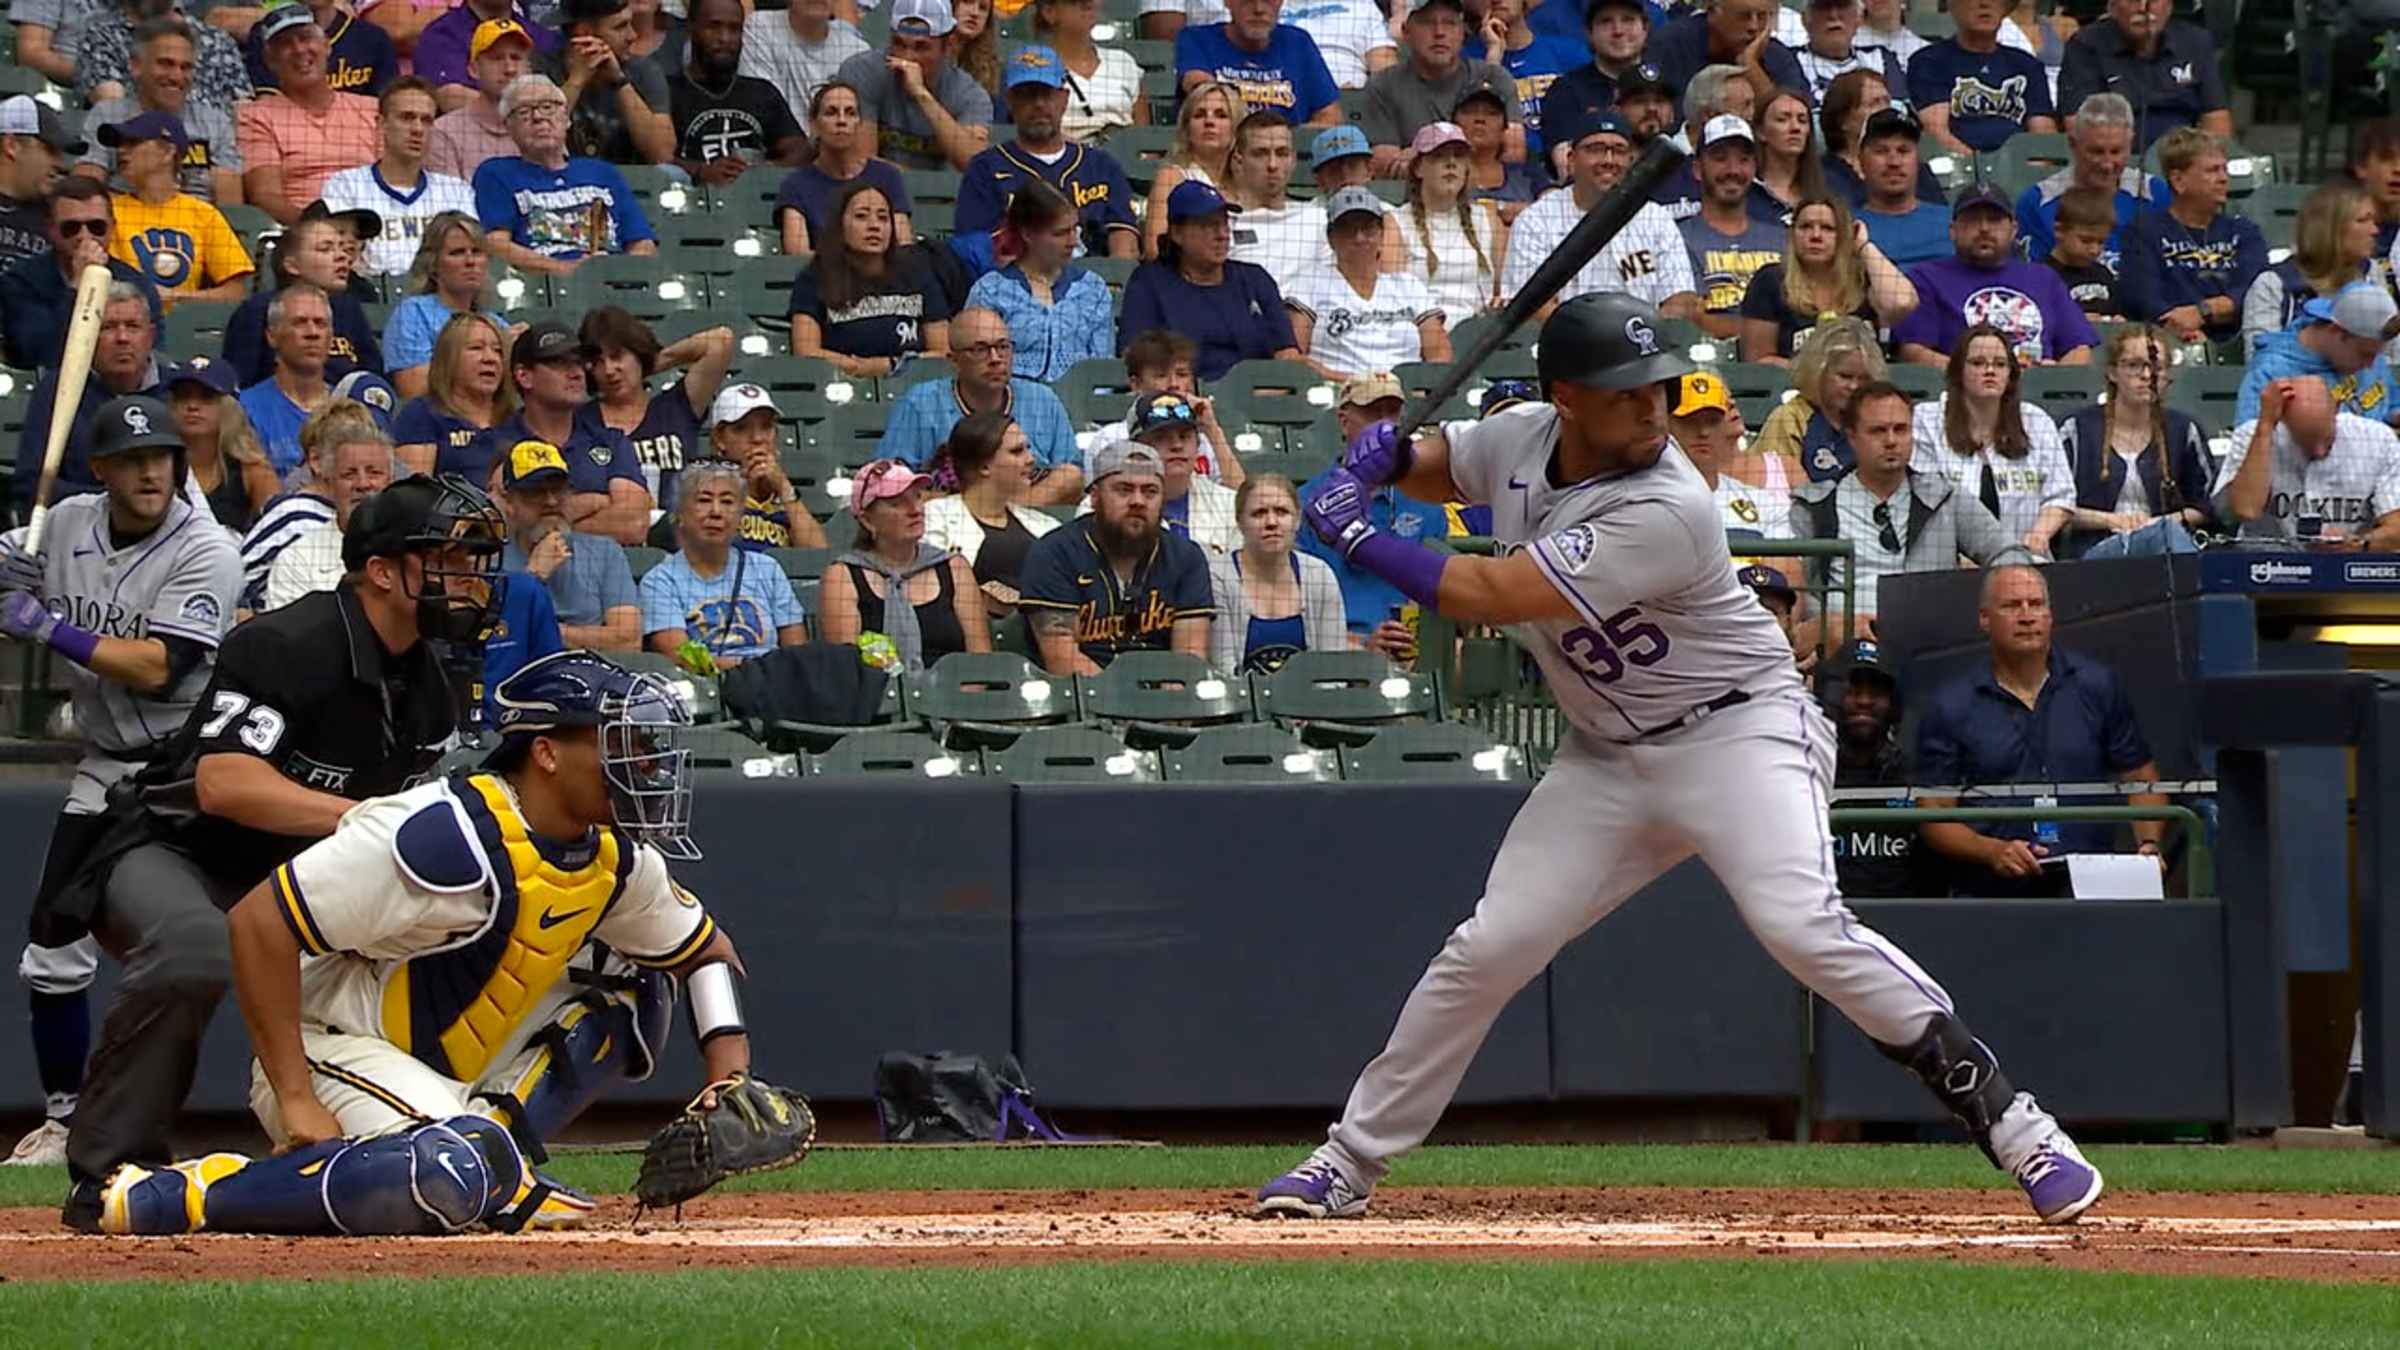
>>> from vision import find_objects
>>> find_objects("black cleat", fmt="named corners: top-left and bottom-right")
top-left (61, 1176), bottom-right (102, 1233)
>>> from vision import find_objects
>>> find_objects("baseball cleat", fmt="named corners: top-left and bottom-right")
top-left (514, 1171), bottom-right (599, 1230)
top-left (1255, 1158), bottom-right (1371, 1219)
top-left (60, 1177), bottom-right (102, 1233)
top-left (97, 1153), bottom-right (249, 1235)
top-left (2014, 1136), bottom-right (2104, 1224)
top-left (7, 1118), bottom-right (68, 1167)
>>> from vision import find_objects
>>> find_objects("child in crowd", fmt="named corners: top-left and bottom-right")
top-left (2044, 187), bottom-right (2123, 319)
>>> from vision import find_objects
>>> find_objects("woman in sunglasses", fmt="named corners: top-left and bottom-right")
top-left (1910, 324), bottom-right (2076, 558)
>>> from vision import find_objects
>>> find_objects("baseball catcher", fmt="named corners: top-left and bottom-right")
top-left (91, 650), bottom-right (812, 1236)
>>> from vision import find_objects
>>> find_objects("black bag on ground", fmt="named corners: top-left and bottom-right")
top-left (874, 1052), bottom-right (1075, 1143)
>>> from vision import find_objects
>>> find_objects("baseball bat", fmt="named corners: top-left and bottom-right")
top-left (23, 264), bottom-right (116, 556)
top-left (1392, 137), bottom-right (1690, 445)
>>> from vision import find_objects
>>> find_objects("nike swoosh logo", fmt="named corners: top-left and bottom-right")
top-left (1077, 575), bottom-right (1095, 585)
top-left (1507, 476), bottom-right (1529, 490)
top-left (71, 548), bottom-right (97, 559)
top-left (434, 1149), bottom-right (468, 1192)
top-left (537, 906), bottom-right (592, 930)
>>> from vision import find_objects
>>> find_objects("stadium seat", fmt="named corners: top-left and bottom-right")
top-left (775, 439), bottom-right (844, 512)
top-left (1338, 723), bottom-right (1528, 782)
top-left (220, 204), bottom-right (277, 244)
top-left (1161, 725), bottom-right (1337, 782)
top-left (741, 354), bottom-right (872, 413)
top-left (708, 164), bottom-right (788, 227)
top-left (613, 650), bottom-right (723, 723)
top-left (822, 510), bottom-right (861, 553)
top-left (624, 545), bottom-right (666, 581)
top-left (809, 729), bottom-right (980, 777)
top-left (616, 163), bottom-right (699, 217)
top-left (1451, 313), bottom-right (1534, 356)
top-left (988, 727), bottom-right (1160, 783)
top-left (681, 725), bottom-right (783, 774)
top-left (1079, 256), bottom-right (1139, 305)
top-left (1140, 67), bottom-right (1177, 123)
top-left (1886, 363), bottom-right (1943, 402)
top-left (1107, 125), bottom-right (1178, 190)
top-left (901, 168), bottom-right (965, 206)
top-left (727, 273), bottom-right (800, 336)
top-left (913, 201), bottom-right (958, 238)
top-left (910, 651), bottom-right (1077, 748)
top-left (801, 402), bottom-right (895, 468)
top-left (163, 301), bottom-right (239, 362)
top-left (1056, 357), bottom-right (1134, 426)
top-left (2167, 365), bottom-right (2246, 430)
top-left (769, 546), bottom-right (833, 583)
top-left (2019, 366), bottom-right (2102, 426)
top-left (1077, 650), bottom-right (1249, 732)
top-left (1978, 133), bottom-right (2070, 200)
top-left (881, 357), bottom-right (957, 399)
top-left (2236, 183), bottom-right (2309, 252)
top-left (1214, 360), bottom-right (1337, 436)
top-left (1719, 362), bottom-right (1794, 426)
top-left (553, 255), bottom-right (704, 322)
top-left (1255, 650), bottom-right (1438, 747)
top-left (747, 672), bottom-right (913, 754)
top-left (1122, 37), bottom-right (1174, 72)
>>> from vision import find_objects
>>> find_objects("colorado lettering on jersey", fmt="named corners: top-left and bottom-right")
top-left (130, 226), bottom-right (199, 289)
top-left (512, 186), bottom-right (624, 257)
top-left (51, 595), bottom-right (151, 640)
top-left (1950, 74), bottom-right (2031, 125)
top-left (2265, 491), bottom-right (2376, 525)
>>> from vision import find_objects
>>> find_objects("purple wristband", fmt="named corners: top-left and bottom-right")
top-left (47, 621), bottom-right (98, 668)
top-left (1349, 531), bottom-right (1448, 610)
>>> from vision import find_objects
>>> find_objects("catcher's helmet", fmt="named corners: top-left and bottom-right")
top-left (1536, 292), bottom-right (1696, 395)
top-left (490, 650), bottom-right (701, 861)
top-left (343, 473), bottom-right (506, 643)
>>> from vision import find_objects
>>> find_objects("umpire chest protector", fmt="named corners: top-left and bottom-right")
top-left (373, 773), bottom-right (636, 1083)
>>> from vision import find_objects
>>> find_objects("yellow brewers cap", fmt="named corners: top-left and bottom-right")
top-left (1672, 370), bottom-right (1732, 417)
top-left (503, 439), bottom-right (570, 489)
top-left (471, 18), bottom-right (534, 61)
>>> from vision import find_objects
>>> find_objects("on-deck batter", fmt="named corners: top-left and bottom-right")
top-left (1257, 292), bottom-right (2105, 1225)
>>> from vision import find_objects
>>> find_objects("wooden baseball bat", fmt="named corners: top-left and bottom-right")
top-left (1392, 137), bottom-right (1690, 445)
top-left (23, 264), bottom-right (116, 556)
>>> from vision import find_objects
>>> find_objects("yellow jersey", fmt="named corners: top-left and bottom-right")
top-left (109, 192), bottom-right (255, 295)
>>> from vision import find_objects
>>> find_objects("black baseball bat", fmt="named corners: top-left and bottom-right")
top-left (1392, 136), bottom-right (1690, 444)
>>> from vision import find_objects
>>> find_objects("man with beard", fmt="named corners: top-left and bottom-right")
top-left (1891, 179), bottom-right (2098, 367)
top-left (1502, 107), bottom-right (1696, 320)
top-left (953, 46), bottom-right (1138, 258)
top-left (1018, 441), bottom-right (1214, 675)
top-left (665, 0), bottom-right (807, 188)
top-left (1678, 116), bottom-right (1785, 339)
top-left (1823, 639), bottom-right (1932, 899)
top-left (496, 438), bottom-right (640, 651)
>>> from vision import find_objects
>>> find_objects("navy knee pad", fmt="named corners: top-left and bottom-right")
top-left (318, 1120), bottom-right (496, 1235)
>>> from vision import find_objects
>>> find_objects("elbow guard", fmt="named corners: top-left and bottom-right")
top-left (685, 960), bottom-right (746, 1046)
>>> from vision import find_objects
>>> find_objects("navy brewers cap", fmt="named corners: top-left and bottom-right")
top-left (1615, 62), bottom-right (1671, 101)
top-left (1951, 175), bottom-right (2012, 216)
top-left (98, 109), bottom-right (188, 152)
top-left (160, 356), bottom-right (236, 399)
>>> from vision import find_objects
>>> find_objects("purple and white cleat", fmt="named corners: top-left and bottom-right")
top-left (2014, 1135), bottom-right (2105, 1224)
top-left (1254, 1157), bottom-right (1371, 1219)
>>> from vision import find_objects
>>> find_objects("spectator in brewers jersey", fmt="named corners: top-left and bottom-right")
top-left (496, 437), bottom-right (641, 650)
top-left (1738, 192), bottom-right (1914, 363)
top-left (1141, 78), bottom-right (1239, 258)
top-left (1286, 186), bottom-right (1451, 381)
top-left (544, 0), bottom-right (676, 167)
top-left (666, 0), bottom-right (808, 188)
top-left (0, 179), bottom-right (161, 371)
top-left (1120, 180), bottom-right (1303, 383)
top-left (581, 305), bottom-right (737, 514)
top-left (464, 320), bottom-right (652, 545)
top-left (100, 111), bottom-right (253, 307)
top-left (237, 5), bottom-right (380, 225)
top-left (0, 391), bottom-right (238, 1172)
top-left (426, 18), bottom-right (536, 178)
top-left (639, 459), bottom-right (809, 670)
top-left (965, 181), bottom-right (1118, 384)
top-left (319, 79), bottom-right (478, 282)
top-left (1500, 108), bottom-right (1694, 321)
top-left (2118, 127), bottom-right (2265, 347)
top-left (2012, 93), bottom-right (2165, 278)
top-left (1649, 65), bottom-right (1756, 222)
top-left (2218, 375), bottom-right (2400, 549)
top-left (2241, 181), bottom-right (2381, 362)
top-left (1021, 441), bottom-right (1213, 673)
top-left (1892, 179), bottom-right (2097, 366)
top-left (1907, 0), bottom-right (2056, 158)
top-left (2055, 0), bottom-right (2232, 150)
top-left (1680, 117), bottom-right (1787, 339)
top-left (1360, 0), bottom-right (1518, 179)
top-left (776, 80), bottom-right (915, 256)
top-left (1911, 325), bottom-right (2076, 558)
top-left (700, 382), bottom-right (828, 551)
top-left (243, 0), bottom-right (399, 96)
top-left (2237, 282), bottom-right (2400, 429)
top-left (954, 46), bottom-right (1139, 259)
top-left (739, 0), bottom-right (868, 126)
top-left (1174, 0), bottom-right (1343, 128)
top-left (475, 73), bottom-right (660, 277)
top-left (73, 19), bottom-right (241, 207)
top-left (787, 181), bottom-right (955, 376)
top-left (392, 311), bottom-right (515, 476)
top-left (224, 215), bottom-right (386, 386)
top-left (830, 0), bottom-right (993, 172)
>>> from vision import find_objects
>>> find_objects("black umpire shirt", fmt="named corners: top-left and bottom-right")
top-left (134, 581), bottom-right (459, 888)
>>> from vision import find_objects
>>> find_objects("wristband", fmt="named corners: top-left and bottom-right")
top-left (1347, 531), bottom-right (1448, 610)
top-left (47, 621), bottom-right (98, 668)
top-left (685, 960), bottom-right (747, 1045)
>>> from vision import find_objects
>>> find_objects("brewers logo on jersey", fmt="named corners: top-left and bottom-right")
top-left (109, 196), bottom-right (254, 297)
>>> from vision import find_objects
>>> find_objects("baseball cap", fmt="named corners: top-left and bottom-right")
top-left (1409, 121), bottom-right (1469, 158)
top-left (1323, 185), bottom-right (1386, 224)
top-left (1860, 107), bottom-right (1921, 145)
top-left (501, 439), bottom-right (571, 490)
top-left (470, 17), bottom-right (535, 60)
top-left (849, 458), bottom-right (934, 513)
top-left (1843, 637), bottom-right (1897, 686)
top-left (98, 110), bottom-right (189, 152)
top-left (87, 394), bottom-right (181, 459)
top-left (1736, 563), bottom-right (1795, 604)
top-left (1567, 108), bottom-right (1634, 147)
top-left (1336, 372), bottom-right (1404, 408)
top-left (1407, 0), bottom-right (1466, 16)
top-left (1089, 441), bottom-right (1166, 485)
top-left (891, 0), bottom-right (957, 36)
top-left (1166, 179), bottom-right (1240, 222)
top-left (1311, 124), bottom-right (1372, 170)
top-left (0, 94), bottom-right (86, 156)
top-left (511, 320), bottom-right (582, 370)
top-left (2303, 281), bottom-right (2400, 341)
top-left (1588, 0), bottom-right (1647, 16)
top-left (1130, 391), bottom-right (1199, 437)
top-left (1951, 176), bottom-right (2011, 216)
top-left (160, 357), bottom-right (236, 398)
top-left (1479, 378), bottom-right (1538, 417)
top-left (708, 381), bottom-right (779, 428)
top-left (1671, 370), bottom-right (1733, 418)
top-left (1700, 114), bottom-right (1756, 151)
top-left (1006, 44), bottom-right (1066, 91)
top-left (255, 1), bottom-right (321, 46)
top-left (1615, 62), bottom-right (1672, 102)
top-left (301, 197), bottom-right (383, 241)
top-left (332, 370), bottom-right (399, 427)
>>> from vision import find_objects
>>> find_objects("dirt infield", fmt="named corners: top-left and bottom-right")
top-left (7, 1187), bottom-right (2400, 1285)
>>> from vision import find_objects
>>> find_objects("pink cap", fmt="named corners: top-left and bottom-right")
top-left (849, 458), bottom-right (933, 516)
top-left (1409, 121), bottom-right (1469, 157)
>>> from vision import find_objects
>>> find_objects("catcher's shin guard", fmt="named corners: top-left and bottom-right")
top-left (99, 1116), bottom-right (526, 1236)
top-left (477, 972), bottom-right (673, 1163)
top-left (1875, 1012), bottom-right (2017, 1166)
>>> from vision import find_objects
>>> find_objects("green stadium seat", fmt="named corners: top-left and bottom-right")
top-left (1339, 723), bottom-right (1528, 782)
top-left (1161, 725), bottom-right (1337, 782)
top-left (708, 164), bottom-right (789, 227)
top-left (553, 255), bottom-right (704, 321)
top-left (1140, 67), bottom-right (1177, 123)
top-left (1256, 650), bottom-right (1437, 747)
top-left (2167, 365), bottom-right (2245, 430)
top-left (624, 545), bottom-right (666, 580)
top-left (727, 273), bottom-right (799, 335)
top-left (163, 301), bottom-right (240, 361)
top-left (1719, 361), bottom-right (1794, 427)
top-left (612, 650), bottom-right (724, 723)
top-left (880, 357), bottom-right (956, 399)
top-left (801, 402), bottom-right (893, 468)
top-left (810, 729), bottom-right (980, 777)
top-left (1450, 313), bottom-right (1534, 358)
top-left (1122, 38), bottom-right (1175, 72)
top-left (617, 163), bottom-right (701, 217)
top-left (988, 727), bottom-right (1160, 783)
top-left (2235, 183), bottom-right (2309, 258)
top-left (2019, 366), bottom-right (2102, 426)
top-left (901, 168), bottom-right (965, 206)
top-left (740, 354), bottom-right (871, 413)
top-left (1076, 650), bottom-right (1248, 731)
top-left (1104, 125), bottom-right (1179, 192)
top-left (769, 546), bottom-right (833, 583)
top-left (1213, 359), bottom-right (1337, 434)
top-left (911, 201), bottom-right (957, 238)
top-left (1886, 363), bottom-right (1943, 402)
top-left (1079, 255), bottom-right (1139, 306)
top-left (655, 221), bottom-right (776, 276)
top-left (648, 309), bottom-right (767, 359)
top-left (748, 672), bottom-right (913, 754)
top-left (220, 204), bottom-right (277, 249)
top-left (1977, 133), bottom-right (2070, 200)
top-left (1056, 357), bottom-right (1133, 425)
top-left (911, 651), bottom-right (1076, 749)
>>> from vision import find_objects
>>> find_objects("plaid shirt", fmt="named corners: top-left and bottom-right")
top-left (69, 10), bottom-right (254, 113)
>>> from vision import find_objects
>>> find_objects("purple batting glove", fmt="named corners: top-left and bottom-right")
top-left (1342, 419), bottom-right (1411, 487)
top-left (0, 543), bottom-right (44, 598)
top-left (1305, 468), bottom-right (1378, 557)
top-left (0, 590), bottom-right (57, 644)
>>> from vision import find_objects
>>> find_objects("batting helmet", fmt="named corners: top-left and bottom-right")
top-left (1536, 293), bottom-right (1695, 395)
top-left (88, 393), bottom-right (183, 460)
top-left (489, 650), bottom-right (700, 861)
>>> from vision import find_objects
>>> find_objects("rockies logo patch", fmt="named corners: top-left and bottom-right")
top-left (180, 593), bottom-right (221, 627)
top-left (1547, 523), bottom-right (1599, 568)
top-left (123, 405), bottom-right (153, 435)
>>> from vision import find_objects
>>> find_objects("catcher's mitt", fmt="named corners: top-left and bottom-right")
top-left (635, 1072), bottom-right (817, 1211)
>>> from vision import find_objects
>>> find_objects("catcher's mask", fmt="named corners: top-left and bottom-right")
top-left (488, 650), bottom-right (701, 860)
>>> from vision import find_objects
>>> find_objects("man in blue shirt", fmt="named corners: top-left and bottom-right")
top-left (953, 46), bottom-right (1139, 258)
top-left (471, 72), bottom-right (659, 272)
top-left (2013, 92), bottom-right (2167, 273)
top-left (237, 285), bottom-right (337, 474)
top-left (1019, 442), bottom-right (1215, 673)
top-left (1537, 1), bottom-right (1654, 172)
top-left (0, 178), bottom-right (162, 372)
top-left (1463, 0), bottom-right (1589, 166)
top-left (1906, 0), bottom-right (2056, 156)
top-left (476, 571), bottom-right (565, 729)
top-left (1913, 564), bottom-right (2164, 898)
top-left (462, 320), bottom-right (652, 544)
top-left (1854, 109), bottom-right (1952, 268)
top-left (1641, 0), bottom-right (1807, 109)
top-left (2117, 126), bottom-right (2265, 346)
top-left (494, 437), bottom-right (643, 650)
top-left (882, 305), bottom-right (1086, 503)
top-left (1176, 0), bottom-right (1344, 127)
top-left (2235, 283), bottom-right (2400, 428)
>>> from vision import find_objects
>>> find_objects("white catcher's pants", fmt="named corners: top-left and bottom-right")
top-left (1324, 690), bottom-right (1955, 1183)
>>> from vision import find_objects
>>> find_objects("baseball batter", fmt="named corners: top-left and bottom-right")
top-left (1259, 293), bottom-right (2104, 1224)
top-left (2, 395), bottom-right (239, 1169)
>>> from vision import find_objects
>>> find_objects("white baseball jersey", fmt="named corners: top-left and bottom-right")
top-left (1444, 402), bottom-right (1802, 742)
top-left (1285, 0), bottom-right (1398, 89)
top-left (1500, 189), bottom-right (1694, 312)
top-left (1282, 266), bottom-right (1442, 376)
top-left (1229, 199), bottom-right (1334, 281)
top-left (318, 166), bottom-right (479, 278)
top-left (1909, 396), bottom-right (2075, 545)
top-left (2215, 415), bottom-right (2400, 540)
top-left (3, 493), bottom-right (240, 757)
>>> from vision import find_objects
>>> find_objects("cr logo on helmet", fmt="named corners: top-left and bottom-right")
top-left (1625, 317), bottom-right (1659, 357)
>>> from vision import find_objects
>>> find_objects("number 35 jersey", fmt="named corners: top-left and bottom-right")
top-left (1443, 402), bottom-right (1800, 743)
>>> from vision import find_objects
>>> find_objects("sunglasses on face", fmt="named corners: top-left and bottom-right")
top-left (1872, 501), bottom-right (1901, 554)
top-left (56, 218), bottom-right (107, 238)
